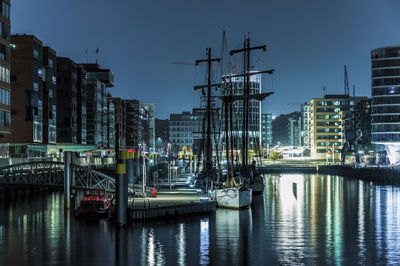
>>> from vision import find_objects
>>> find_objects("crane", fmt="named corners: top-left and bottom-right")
top-left (341, 64), bottom-right (360, 164)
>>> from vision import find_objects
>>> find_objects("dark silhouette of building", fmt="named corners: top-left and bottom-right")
top-left (0, 0), bottom-right (10, 145)
top-left (79, 63), bottom-right (114, 148)
top-left (56, 57), bottom-right (79, 143)
top-left (113, 98), bottom-right (149, 152)
top-left (77, 65), bottom-right (87, 144)
top-left (272, 112), bottom-right (300, 146)
top-left (155, 118), bottom-right (169, 152)
top-left (353, 98), bottom-right (372, 146)
top-left (42, 47), bottom-right (57, 144)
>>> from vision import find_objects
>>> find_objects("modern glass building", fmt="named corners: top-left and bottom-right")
top-left (261, 113), bottom-right (272, 148)
top-left (221, 73), bottom-right (262, 149)
top-left (371, 45), bottom-right (400, 164)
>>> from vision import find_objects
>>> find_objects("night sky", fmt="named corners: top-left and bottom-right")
top-left (12, 0), bottom-right (400, 118)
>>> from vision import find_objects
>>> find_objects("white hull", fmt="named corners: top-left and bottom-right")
top-left (215, 187), bottom-right (252, 209)
top-left (250, 175), bottom-right (265, 193)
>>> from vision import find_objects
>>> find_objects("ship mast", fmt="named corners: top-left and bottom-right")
top-left (194, 48), bottom-right (221, 178)
top-left (229, 35), bottom-right (274, 179)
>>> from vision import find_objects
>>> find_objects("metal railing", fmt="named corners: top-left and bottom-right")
top-left (0, 161), bottom-right (116, 192)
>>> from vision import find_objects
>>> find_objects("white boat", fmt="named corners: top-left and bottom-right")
top-left (215, 186), bottom-right (252, 209)
top-left (250, 174), bottom-right (265, 194)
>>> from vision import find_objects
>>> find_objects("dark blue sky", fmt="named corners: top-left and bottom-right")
top-left (12, 0), bottom-right (400, 118)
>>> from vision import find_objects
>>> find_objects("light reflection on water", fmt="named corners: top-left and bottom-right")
top-left (199, 218), bottom-right (209, 265)
top-left (1, 174), bottom-right (400, 265)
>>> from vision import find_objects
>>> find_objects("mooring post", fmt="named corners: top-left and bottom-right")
top-left (64, 151), bottom-right (71, 209)
top-left (127, 151), bottom-right (134, 185)
top-left (120, 150), bottom-right (128, 207)
top-left (134, 152), bottom-right (140, 184)
top-left (116, 161), bottom-right (127, 227)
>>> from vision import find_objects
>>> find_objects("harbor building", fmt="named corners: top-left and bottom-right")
top-left (143, 103), bottom-right (155, 153)
top-left (113, 98), bottom-right (150, 152)
top-left (0, 0), bottom-right (11, 157)
top-left (155, 118), bottom-right (169, 153)
top-left (310, 94), bottom-right (367, 160)
top-left (5, 35), bottom-right (55, 157)
top-left (79, 63), bottom-right (114, 149)
top-left (169, 111), bottom-right (194, 153)
top-left (300, 102), bottom-right (311, 148)
top-left (288, 114), bottom-right (301, 147)
top-left (42, 47), bottom-right (57, 144)
top-left (56, 57), bottom-right (79, 144)
top-left (371, 46), bottom-right (400, 164)
top-left (261, 113), bottom-right (272, 149)
top-left (220, 73), bottom-right (262, 150)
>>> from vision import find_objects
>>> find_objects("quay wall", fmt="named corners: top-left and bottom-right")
top-left (317, 165), bottom-right (400, 187)
top-left (260, 165), bottom-right (400, 186)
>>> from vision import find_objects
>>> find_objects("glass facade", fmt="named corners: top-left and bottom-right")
top-left (371, 46), bottom-right (400, 144)
top-left (221, 73), bottom-right (262, 148)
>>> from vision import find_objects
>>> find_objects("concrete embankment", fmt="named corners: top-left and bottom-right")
top-left (260, 165), bottom-right (317, 174)
top-left (317, 165), bottom-right (400, 186)
top-left (260, 164), bottom-right (400, 187)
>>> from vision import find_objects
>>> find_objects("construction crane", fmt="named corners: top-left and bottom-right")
top-left (341, 64), bottom-right (360, 164)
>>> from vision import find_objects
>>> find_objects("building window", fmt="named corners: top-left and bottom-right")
top-left (0, 20), bottom-right (10, 41)
top-left (0, 65), bottom-right (9, 83)
top-left (1, 1), bottom-right (9, 19)
top-left (0, 87), bottom-right (9, 105)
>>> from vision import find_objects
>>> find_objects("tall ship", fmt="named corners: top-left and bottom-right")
top-left (193, 32), bottom-right (274, 208)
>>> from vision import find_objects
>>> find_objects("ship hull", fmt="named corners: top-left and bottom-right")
top-left (215, 187), bottom-right (252, 209)
top-left (250, 175), bottom-right (265, 194)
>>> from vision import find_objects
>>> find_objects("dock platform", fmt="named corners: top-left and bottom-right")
top-left (128, 191), bottom-right (217, 221)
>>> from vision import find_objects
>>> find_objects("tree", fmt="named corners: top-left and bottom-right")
top-left (269, 151), bottom-right (281, 164)
top-left (303, 149), bottom-right (311, 157)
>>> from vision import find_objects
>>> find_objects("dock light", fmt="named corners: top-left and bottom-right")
top-left (200, 196), bottom-right (209, 202)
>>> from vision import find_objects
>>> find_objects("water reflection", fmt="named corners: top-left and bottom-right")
top-left (2, 175), bottom-right (400, 265)
top-left (199, 218), bottom-right (209, 265)
top-left (176, 223), bottom-right (186, 265)
top-left (146, 229), bottom-right (166, 266)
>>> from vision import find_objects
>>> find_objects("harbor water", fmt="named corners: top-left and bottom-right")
top-left (1, 174), bottom-right (400, 265)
